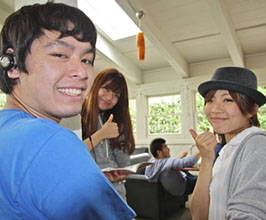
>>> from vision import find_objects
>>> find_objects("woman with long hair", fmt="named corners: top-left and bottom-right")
top-left (81, 68), bottom-right (135, 200)
top-left (189, 67), bottom-right (266, 219)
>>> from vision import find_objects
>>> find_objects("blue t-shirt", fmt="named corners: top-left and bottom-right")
top-left (0, 109), bottom-right (135, 220)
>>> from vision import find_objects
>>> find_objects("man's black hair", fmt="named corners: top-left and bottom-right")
top-left (150, 138), bottom-right (166, 158)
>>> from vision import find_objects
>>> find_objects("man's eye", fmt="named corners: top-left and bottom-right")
top-left (206, 99), bottom-right (213, 103)
top-left (82, 59), bottom-right (93, 65)
top-left (54, 53), bottom-right (66, 59)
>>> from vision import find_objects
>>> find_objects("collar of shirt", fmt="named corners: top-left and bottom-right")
top-left (218, 126), bottom-right (260, 160)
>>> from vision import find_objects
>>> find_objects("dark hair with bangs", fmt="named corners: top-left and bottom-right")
top-left (81, 68), bottom-right (135, 154)
top-left (0, 1), bottom-right (97, 93)
top-left (205, 90), bottom-right (260, 127)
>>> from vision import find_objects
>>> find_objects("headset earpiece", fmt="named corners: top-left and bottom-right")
top-left (0, 54), bottom-right (16, 71)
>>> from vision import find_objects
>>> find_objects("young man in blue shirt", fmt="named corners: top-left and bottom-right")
top-left (0, 2), bottom-right (135, 219)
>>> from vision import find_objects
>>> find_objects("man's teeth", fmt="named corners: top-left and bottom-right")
top-left (58, 88), bottom-right (82, 96)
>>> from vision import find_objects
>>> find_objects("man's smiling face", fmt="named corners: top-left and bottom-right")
top-left (12, 30), bottom-right (95, 120)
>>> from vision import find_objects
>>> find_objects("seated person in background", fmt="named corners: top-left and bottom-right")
top-left (145, 138), bottom-right (200, 197)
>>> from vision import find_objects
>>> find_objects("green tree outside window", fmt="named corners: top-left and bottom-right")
top-left (196, 92), bottom-right (211, 132)
top-left (258, 86), bottom-right (266, 130)
top-left (148, 95), bottom-right (181, 134)
top-left (0, 93), bottom-right (6, 110)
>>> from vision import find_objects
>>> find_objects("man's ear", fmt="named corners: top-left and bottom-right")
top-left (156, 149), bottom-right (162, 158)
top-left (7, 67), bottom-right (20, 80)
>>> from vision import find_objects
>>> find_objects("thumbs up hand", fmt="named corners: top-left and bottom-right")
top-left (189, 129), bottom-right (217, 163)
top-left (101, 114), bottom-right (119, 139)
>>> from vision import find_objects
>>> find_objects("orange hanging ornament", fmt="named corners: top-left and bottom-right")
top-left (136, 10), bottom-right (145, 61)
top-left (137, 32), bottom-right (145, 61)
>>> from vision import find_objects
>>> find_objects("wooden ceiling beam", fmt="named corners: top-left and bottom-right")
top-left (206, 0), bottom-right (244, 67)
top-left (97, 33), bottom-right (143, 84)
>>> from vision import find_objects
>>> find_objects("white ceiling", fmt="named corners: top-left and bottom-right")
top-left (112, 0), bottom-right (266, 84)
top-left (1, 0), bottom-right (266, 85)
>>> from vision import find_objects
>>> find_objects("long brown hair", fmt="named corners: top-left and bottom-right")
top-left (205, 90), bottom-right (260, 127)
top-left (81, 68), bottom-right (135, 154)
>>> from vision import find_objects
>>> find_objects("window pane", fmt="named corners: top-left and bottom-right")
top-left (129, 99), bottom-right (136, 134)
top-left (148, 95), bottom-right (181, 134)
top-left (258, 86), bottom-right (266, 130)
top-left (0, 93), bottom-right (6, 110)
top-left (196, 92), bottom-right (211, 132)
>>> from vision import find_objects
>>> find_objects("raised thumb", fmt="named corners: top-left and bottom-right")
top-left (189, 129), bottom-right (198, 140)
top-left (107, 114), bottom-right (113, 122)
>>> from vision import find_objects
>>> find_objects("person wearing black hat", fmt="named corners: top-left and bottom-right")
top-left (189, 67), bottom-right (266, 220)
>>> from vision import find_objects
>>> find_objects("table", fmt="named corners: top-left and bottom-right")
top-left (172, 167), bottom-right (200, 171)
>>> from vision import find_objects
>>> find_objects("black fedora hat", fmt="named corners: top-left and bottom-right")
top-left (198, 67), bottom-right (266, 107)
